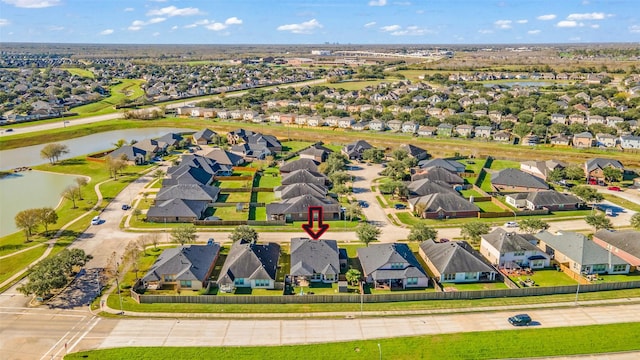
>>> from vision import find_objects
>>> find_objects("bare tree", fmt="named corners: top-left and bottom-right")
top-left (15, 209), bottom-right (40, 242)
top-left (61, 185), bottom-right (80, 209)
top-left (75, 177), bottom-right (88, 200)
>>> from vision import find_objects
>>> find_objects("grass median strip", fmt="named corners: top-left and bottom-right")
top-left (66, 322), bottom-right (640, 360)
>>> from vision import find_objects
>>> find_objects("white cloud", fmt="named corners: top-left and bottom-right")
top-left (205, 17), bottom-right (243, 31)
top-left (99, 29), bottom-right (114, 35)
top-left (517, 19), bottom-right (528, 24)
top-left (528, 29), bottom-right (541, 34)
top-left (48, 25), bottom-right (64, 31)
top-left (124, 7), bottom-right (134, 12)
top-left (0, 18), bottom-right (10, 26)
top-left (478, 29), bottom-right (493, 34)
top-left (368, 0), bottom-right (387, 6)
top-left (171, 25), bottom-right (178, 30)
top-left (494, 20), bottom-right (512, 29)
top-left (2, 0), bottom-right (60, 8)
top-left (147, 6), bottom-right (202, 17)
top-left (389, 25), bottom-right (430, 36)
top-left (185, 19), bottom-right (209, 28)
top-left (225, 17), bottom-right (242, 25)
top-left (364, 21), bottom-right (377, 28)
top-left (276, 19), bottom-right (322, 34)
top-left (537, 14), bottom-right (556, 21)
top-left (591, 24), bottom-right (600, 29)
top-left (629, 25), bottom-right (640, 33)
top-left (557, 20), bottom-right (578, 28)
top-left (128, 18), bottom-right (166, 31)
top-left (380, 24), bottom-right (401, 32)
top-left (567, 12), bottom-right (606, 20)
top-left (153, 32), bottom-right (160, 37)
top-left (148, 17), bottom-right (166, 24)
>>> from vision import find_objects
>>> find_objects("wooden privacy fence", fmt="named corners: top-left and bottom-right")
top-left (133, 280), bottom-right (640, 304)
top-left (192, 220), bottom-right (285, 226)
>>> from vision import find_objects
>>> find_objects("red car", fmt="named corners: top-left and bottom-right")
top-left (607, 186), bottom-right (622, 191)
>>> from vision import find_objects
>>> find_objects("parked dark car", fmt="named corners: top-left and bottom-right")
top-left (5, 128), bottom-right (14, 132)
top-left (358, 200), bottom-right (369, 208)
top-left (508, 314), bottom-right (532, 326)
top-left (121, 204), bottom-right (131, 210)
top-left (394, 203), bottom-right (407, 210)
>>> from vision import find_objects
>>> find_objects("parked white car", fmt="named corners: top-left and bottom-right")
top-left (91, 216), bottom-right (101, 225)
top-left (505, 221), bottom-right (518, 228)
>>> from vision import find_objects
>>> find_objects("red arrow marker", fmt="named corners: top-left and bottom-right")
top-left (302, 206), bottom-right (329, 240)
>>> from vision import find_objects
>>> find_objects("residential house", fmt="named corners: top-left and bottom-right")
top-left (299, 144), bottom-right (333, 163)
top-left (409, 193), bottom-right (480, 219)
top-left (351, 121), bottom-right (369, 131)
top-left (341, 140), bottom-right (373, 160)
top-left (493, 131), bottom-right (511, 142)
top-left (279, 158), bottom-right (319, 174)
top-left (202, 148), bottom-right (245, 166)
top-left (281, 169), bottom-right (330, 187)
top-left (155, 184), bottom-right (220, 203)
top-left (217, 240), bottom-right (281, 290)
top-left (290, 238), bottom-right (341, 283)
top-left (146, 198), bottom-right (209, 222)
top-left (419, 240), bottom-right (497, 283)
top-left (587, 115), bottom-right (606, 126)
top-left (141, 243), bottom-right (221, 290)
top-left (109, 145), bottom-right (151, 165)
top-left (410, 166), bottom-right (465, 186)
top-left (325, 116), bottom-right (340, 127)
top-left (398, 144), bottom-right (428, 161)
top-left (551, 113), bottom-right (567, 124)
top-left (338, 117), bottom-right (355, 129)
top-left (568, 114), bottom-right (585, 125)
top-left (387, 120), bottom-right (403, 132)
top-left (417, 159), bottom-right (466, 174)
top-left (358, 243), bottom-right (429, 289)
top-left (158, 132), bottom-right (187, 148)
top-left (455, 124), bottom-right (474, 138)
top-left (192, 128), bottom-right (217, 145)
top-left (596, 133), bottom-right (617, 148)
top-left (307, 116), bottom-right (324, 127)
top-left (437, 123), bottom-right (454, 136)
top-left (266, 195), bottom-right (341, 222)
top-left (505, 190), bottom-right (583, 211)
top-left (408, 178), bottom-right (458, 197)
top-left (584, 158), bottom-right (624, 182)
top-left (606, 116), bottom-right (624, 127)
top-left (417, 126), bottom-right (436, 137)
top-left (521, 134), bottom-right (539, 146)
top-left (164, 164), bottom-right (214, 187)
top-left (491, 168), bottom-right (550, 192)
top-left (369, 119), bottom-right (386, 131)
top-left (592, 230), bottom-right (640, 268)
top-left (619, 135), bottom-right (640, 149)
top-left (274, 183), bottom-right (328, 200)
top-left (550, 135), bottom-right (571, 146)
top-left (474, 126), bottom-right (492, 138)
top-left (535, 231), bottom-right (630, 275)
top-left (520, 160), bottom-right (566, 180)
top-left (401, 121), bottom-right (419, 134)
top-left (480, 229), bottom-right (550, 269)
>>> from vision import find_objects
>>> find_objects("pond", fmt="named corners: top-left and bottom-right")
top-left (0, 171), bottom-right (77, 237)
top-left (0, 127), bottom-right (192, 171)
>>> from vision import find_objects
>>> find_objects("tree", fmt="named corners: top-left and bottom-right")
top-left (40, 143), bottom-right (70, 165)
top-left (602, 167), bottom-right (623, 183)
top-left (320, 152), bottom-right (348, 175)
top-left (571, 185), bottom-right (603, 204)
top-left (35, 207), bottom-right (58, 237)
top-left (61, 185), bottom-right (79, 209)
top-left (105, 156), bottom-right (127, 178)
top-left (361, 148), bottom-right (385, 164)
top-left (407, 223), bottom-right (438, 242)
top-left (133, 208), bottom-right (142, 220)
top-left (355, 222), bottom-right (381, 246)
top-left (585, 213), bottom-right (613, 231)
top-left (631, 213), bottom-right (640, 230)
top-left (75, 177), bottom-right (88, 200)
top-left (113, 139), bottom-right (127, 149)
top-left (329, 171), bottom-right (351, 186)
top-left (345, 268), bottom-right (361, 286)
top-left (519, 218), bottom-right (549, 234)
top-left (230, 224), bottom-right (258, 243)
top-left (153, 169), bottom-right (165, 181)
top-left (460, 222), bottom-right (491, 244)
top-left (564, 165), bottom-right (585, 181)
top-left (345, 202), bottom-right (363, 221)
top-left (15, 209), bottom-right (40, 241)
top-left (391, 149), bottom-right (409, 161)
top-left (170, 224), bottom-right (197, 245)
top-left (18, 249), bottom-right (89, 298)
top-left (546, 168), bottom-right (565, 183)
top-left (382, 160), bottom-right (409, 181)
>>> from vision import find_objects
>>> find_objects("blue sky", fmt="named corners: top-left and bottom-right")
top-left (0, 0), bottom-right (638, 44)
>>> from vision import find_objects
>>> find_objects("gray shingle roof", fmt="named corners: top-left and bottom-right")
top-left (193, 128), bottom-right (217, 142)
top-left (217, 240), bottom-right (281, 284)
top-left (299, 144), bottom-right (333, 159)
top-left (203, 148), bottom-right (244, 166)
top-left (585, 158), bottom-right (624, 173)
top-left (266, 194), bottom-right (340, 217)
top-left (420, 240), bottom-right (496, 274)
top-left (593, 230), bottom-right (640, 260)
top-left (280, 158), bottom-right (319, 173)
top-left (408, 193), bottom-right (480, 212)
top-left (281, 169), bottom-right (329, 186)
top-left (110, 145), bottom-right (147, 161)
top-left (342, 140), bottom-right (373, 158)
top-left (411, 167), bottom-right (465, 184)
top-left (534, 231), bottom-right (628, 266)
top-left (408, 179), bottom-right (458, 196)
top-left (418, 159), bottom-right (465, 173)
top-left (147, 198), bottom-right (209, 219)
top-left (357, 243), bottom-right (427, 280)
top-left (522, 190), bottom-right (582, 207)
top-left (142, 243), bottom-right (220, 283)
top-left (156, 184), bottom-right (220, 202)
top-left (399, 144), bottom-right (427, 158)
top-left (491, 168), bottom-right (549, 189)
top-left (290, 238), bottom-right (340, 277)
top-left (276, 183), bottom-right (328, 200)
top-left (481, 228), bottom-right (539, 253)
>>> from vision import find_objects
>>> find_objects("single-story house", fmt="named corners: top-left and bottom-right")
top-left (534, 231), bottom-right (630, 276)
top-left (419, 240), bottom-right (498, 283)
top-left (290, 238), bottom-right (342, 283)
top-left (505, 190), bottom-right (583, 211)
top-left (279, 158), bottom-right (319, 174)
top-left (217, 240), bottom-right (281, 290)
top-left (358, 243), bottom-right (429, 289)
top-left (491, 168), bottom-right (550, 192)
top-left (146, 198), bottom-right (209, 223)
top-left (274, 182), bottom-right (328, 200)
top-left (408, 178), bottom-right (458, 197)
top-left (592, 230), bottom-right (640, 268)
top-left (202, 148), bottom-right (245, 166)
top-left (409, 193), bottom-right (480, 219)
top-left (141, 243), bottom-right (220, 290)
top-left (109, 145), bottom-right (151, 165)
top-left (410, 166), bottom-right (465, 186)
top-left (155, 183), bottom-right (220, 203)
top-left (480, 228), bottom-right (550, 269)
top-left (418, 159), bottom-right (466, 174)
top-left (266, 194), bottom-right (341, 222)
top-left (399, 144), bottom-right (428, 161)
top-left (281, 169), bottom-right (330, 187)
top-left (299, 144), bottom-right (333, 162)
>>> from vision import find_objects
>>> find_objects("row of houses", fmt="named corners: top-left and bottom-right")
top-left (140, 228), bottom-right (640, 292)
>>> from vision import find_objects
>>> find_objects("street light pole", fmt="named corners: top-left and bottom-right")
top-left (115, 262), bottom-right (124, 315)
top-left (378, 343), bottom-right (382, 360)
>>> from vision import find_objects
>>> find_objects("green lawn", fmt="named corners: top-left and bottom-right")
top-left (256, 173), bottom-right (282, 188)
top-left (216, 180), bottom-right (252, 189)
top-left (479, 171), bottom-right (494, 192)
top-left (0, 246), bottom-right (47, 285)
top-left (510, 269), bottom-right (577, 287)
top-left (256, 192), bottom-right (276, 204)
top-left (71, 79), bottom-right (146, 115)
top-left (281, 140), bottom-right (314, 153)
top-left (66, 68), bottom-right (95, 79)
top-left (442, 282), bottom-right (509, 291)
top-left (475, 201), bottom-right (506, 213)
top-left (594, 272), bottom-right (640, 283)
top-left (489, 159), bottom-right (521, 170)
top-left (219, 192), bottom-right (252, 203)
top-left (250, 206), bottom-right (267, 221)
top-left (326, 80), bottom-right (386, 91)
top-left (460, 188), bottom-right (484, 198)
top-left (602, 194), bottom-right (640, 212)
top-left (67, 322), bottom-right (640, 360)
top-left (211, 206), bottom-right (249, 221)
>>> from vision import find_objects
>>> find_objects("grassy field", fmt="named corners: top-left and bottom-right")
top-left (602, 193), bottom-right (640, 212)
top-left (395, 210), bottom-right (592, 228)
top-left (281, 140), bottom-right (314, 153)
top-left (256, 173), bottom-right (281, 188)
top-left (0, 246), bottom-right (47, 285)
top-left (509, 269), bottom-right (578, 287)
top-left (475, 201), bottom-right (506, 213)
top-left (71, 79), bottom-right (146, 115)
top-left (65, 67), bottom-right (95, 79)
top-left (442, 282), bottom-right (509, 291)
top-left (66, 322), bottom-right (640, 360)
top-left (211, 206), bottom-right (249, 221)
top-left (326, 80), bottom-right (386, 91)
